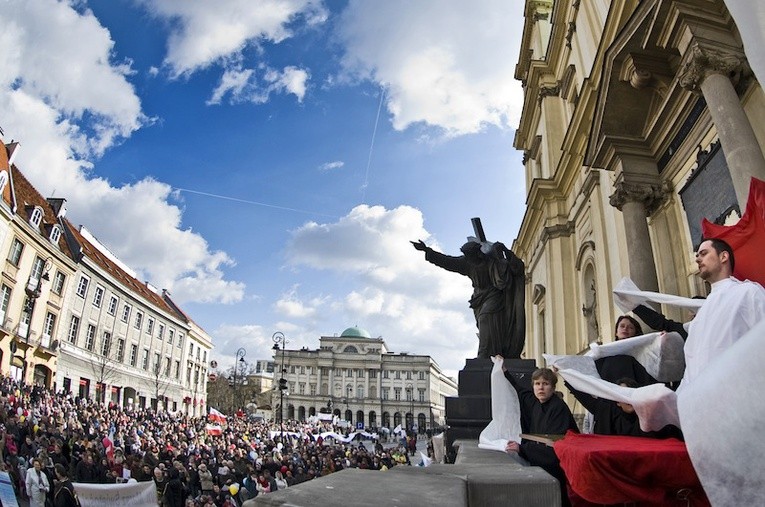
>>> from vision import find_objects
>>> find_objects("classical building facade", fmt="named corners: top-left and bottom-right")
top-left (1, 138), bottom-right (212, 414)
top-left (273, 327), bottom-right (458, 431)
top-left (513, 0), bottom-right (765, 395)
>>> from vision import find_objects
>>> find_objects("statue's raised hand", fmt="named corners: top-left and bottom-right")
top-left (411, 240), bottom-right (428, 251)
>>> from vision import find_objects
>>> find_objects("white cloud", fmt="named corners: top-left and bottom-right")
top-left (318, 160), bottom-right (344, 172)
top-left (337, 0), bottom-right (525, 136)
top-left (206, 65), bottom-right (310, 105)
top-left (207, 67), bottom-right (255, 105)
top-left (141, 0), bottom-right (327, 78)
top-left (0, 0), bottom-right (244, 306)
top-left (210, 323), bottom-right (271, 369)
top-left (285, 205), bottom-right (479, 373)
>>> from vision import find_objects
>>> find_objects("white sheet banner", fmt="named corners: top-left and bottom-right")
top-left (478, 355), bottom-right (522, 451)
top-left (586, 331), bottom-right (686, 382)
top-left (74, 480), bottom-right (156, 507)
top-left (613, 277), bottom-right (704, 314)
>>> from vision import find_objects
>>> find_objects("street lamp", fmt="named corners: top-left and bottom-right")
top-left (232, 347), bottom-right (246, 413)
top-left (406, 383), bottom-right (414, 433)
top-left (272, 331), bottom-right (287, 440)
top-left (21, 257), bottom-right (52, 386)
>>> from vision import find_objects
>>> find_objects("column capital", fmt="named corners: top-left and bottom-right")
top-left (678, 42), bottom-right (745, 93)
top-left (609, 180), bottom-right (671, 215)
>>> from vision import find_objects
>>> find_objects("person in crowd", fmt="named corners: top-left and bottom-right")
top-left (53, 464), bottom-right (79, 507)
top-left (25, 458), bottom-right (50, 507)
top-left (501, 363), bottom-right (578, 507)
top-left (595, 315), bottom-right (657, 387)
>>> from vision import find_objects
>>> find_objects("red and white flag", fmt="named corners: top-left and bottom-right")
top-left (206, 424), bottom-right (222, 436)
top-left (209, 407), bottom-right (227, 424)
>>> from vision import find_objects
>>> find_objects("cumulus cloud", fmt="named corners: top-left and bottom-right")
top-left (206, 65), bottom-right (309, 105)
top-left (285, 205), bottom-right (478, 373)
top-left (140, 0), bottom-right (327, 77)
top-left (0, 0), bottom-right (244, 305)
top-left (318, 160), bottom-right (344, 172)
top-left (210, 324), bottom-right (271, 370)
top-left (336, 0), bottom-right (525, 136)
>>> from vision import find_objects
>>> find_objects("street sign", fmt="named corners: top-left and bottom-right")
top-left (356, 422), bottom-right (364, 430)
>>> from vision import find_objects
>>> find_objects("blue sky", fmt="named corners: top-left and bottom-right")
top-left (0, 0), bottom-right (526, 377)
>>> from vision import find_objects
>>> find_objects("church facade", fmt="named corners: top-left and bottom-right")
top-left (513, 0), bottom-right (765, 374)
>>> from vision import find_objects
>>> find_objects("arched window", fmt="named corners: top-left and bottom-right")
top-left (418, 413), bottom-right (427, 432)
top-left (298, 406), bottom-right (306, 421)
top-left (393, 412), bottom-right (402, 427)
top-left (308, 407), bottom-right (316, 417)
top-left (29, 206), bottom-right (43, 227)
top-left (344, 345), bottom-right (358, 353)
top-left (344, 409), bottom-right (352, 422)
top-left (287, 404), bottom-right (295, 419)
top-left (49, 225), bottom-right (61, 244)
top-left (345, 384), bottom-right (353, 398)
top-left (368, 384), bottom-right (376, 398)
top-left (356, 385), bottom-right (364, 398)
top-left (369, 411), bottom-right (377, 427)
top-left (405, 412), bottom-right (414, 430)
top-left (333, 408), bottom-right (341, 417)
top-left (382, 412), bottom-right (390, 428)
top-left (356, 410), bottom-right (364, 426)
top-left (321, 383), bottom-right (328, 395)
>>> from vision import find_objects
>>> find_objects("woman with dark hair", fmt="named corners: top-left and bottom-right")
top-left (53, 464), bottom-right (79, 507)
top-left (595, 315), bottom-right (656, 386)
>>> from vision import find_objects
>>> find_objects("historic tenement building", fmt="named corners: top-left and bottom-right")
top-left (272, 327), bottom-right (458, 431)
top-left (0, 138), bottom-right (212, 414)
top-left (513, 0), bottom-right (765, 372)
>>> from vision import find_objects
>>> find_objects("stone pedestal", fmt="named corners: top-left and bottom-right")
top-left (444, 357), bottom-right (536, 461)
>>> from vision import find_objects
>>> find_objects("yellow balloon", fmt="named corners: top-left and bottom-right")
top-left (229, 483), bottom-right (239, 496)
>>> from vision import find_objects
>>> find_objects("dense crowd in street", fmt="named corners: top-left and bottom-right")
top-left (0, 375), bottom-right (424, 506)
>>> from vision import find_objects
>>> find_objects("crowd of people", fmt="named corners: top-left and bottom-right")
top-left (0, 375), bottom-right (425, 507)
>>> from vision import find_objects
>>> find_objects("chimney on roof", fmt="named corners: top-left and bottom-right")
top-left (5, 141), bottom-right (20, 167)
top-left (47, 198), bottom-right (67, 218)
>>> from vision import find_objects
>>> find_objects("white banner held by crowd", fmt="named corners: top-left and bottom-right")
top-left (74, 480), bottom-right (156, 507)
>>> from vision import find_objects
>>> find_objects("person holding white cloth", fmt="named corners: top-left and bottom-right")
top-left (25, 458), bottom-right (51, 507)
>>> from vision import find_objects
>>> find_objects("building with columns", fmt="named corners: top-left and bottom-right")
top-left (513, 0), bottom-right (765, 392)
top-left (272, 326), bottom-right (458, 431)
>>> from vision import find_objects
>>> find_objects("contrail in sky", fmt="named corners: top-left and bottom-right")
top-left (174, 187), bottom-right (339, 218)
top-left (361, 87), bottom-right (386, 204)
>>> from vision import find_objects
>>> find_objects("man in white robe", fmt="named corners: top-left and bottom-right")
top-left (680, 238), bottom-right (765, 392)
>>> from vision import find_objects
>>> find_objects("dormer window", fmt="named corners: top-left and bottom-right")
top-left (29, 206), bottom-right (43, 227)
top-left (49, 224), bottom-right (61, 244)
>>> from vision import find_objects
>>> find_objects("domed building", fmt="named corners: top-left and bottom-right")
top-left (271, 326), bottom-right (457, 431)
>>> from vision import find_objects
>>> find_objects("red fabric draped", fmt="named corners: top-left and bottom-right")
top-left (554, 432), bottom-right (709, 506)
top-left (702, 177), bottom-right (765, 286)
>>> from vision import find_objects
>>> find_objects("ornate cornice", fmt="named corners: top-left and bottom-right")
top-left (541, 221), bottom-right (575, 242)
top-left (608, 181), bottom-right (672, 216)
top-left (538, 84), bottom-right (560, 102)
top-left (678, 42), bottom-right (745, 93)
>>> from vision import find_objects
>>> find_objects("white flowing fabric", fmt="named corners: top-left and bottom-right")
top-left (478, 356), bottom-right (522, 451)
top-left (587, 331), bottom-right (686, 382)
top-left (612, 277), bottom-right (703, 314)
top-left (543, 358), bottom-right (680, 432)
top-left (678, 319), bottom-right (765, 507)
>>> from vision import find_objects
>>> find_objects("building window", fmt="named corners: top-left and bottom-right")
top-left (49, 225), bottom-right (61, 244)
top-left (107, 296), bottom-right (118, 315)
top-left (85, 324), bottom-right (96, 351)
top-left (405, 388), bottom-right (412, 401)
top-left (43, 312), bottom-right (57, 343)
top-left (395, 387), bottom-right (402, 400)
top-left (66, 315), bottom-right (80, 344)
top-left (406, 371), bottom-right (412, 380)
top-left (129, 344), bottom-right (138, 367)
top-left (153, 352), bottom-right (161, 373)
top-left (300, 366), bottom-right (305, 375)
top-left (203, 351), bottom-right (207, 363)
top-left (146, 318), bottom-right (154, 335)
top-left (174, 360), bottom-right (181, 379)
top-left (345, 368), bottom-right (352, 377)
top-left (141, 349), bottom-right (149, 370)
top-left (334, 368), bottom-right (341, 377)
top-left (395, 371), bottom-right (401, 380)
top-left (121, 304), bottom-right (131, 323)
top-left (134, 311), bottom-right (143, 330)
top-left (164, 357), bottom-right (171, 376)
top-left (419, 388), bottom-right (425, 402)
top-left (419, 371), bottom-right (426, 380)
top-left (7, 238), bottom-right (24, 266)
top-left (196, 348), bottom-right (201, 361)
top-left (177, 335), bottom-right (183, 348)
top-left (52, 272), bottom-right (66, 295)
top-left (382, 388), bottom-right (389, 400)
top-left (369, 370), bottom-right (377, 379)
top-left (189, 343), bottom-right (194, 357)
top-left (356, 369), bottom-right (364, 378)
top-left (76, 276), bottom-right (90, 298)
top-left (310, 384), bottom-right (316, 396)
top-left (117, 339), bottom-right (125, 362)
top-left (299, 383), bottom-right (305, 394)
top-left (356, 385), bottom-right (364, 398)
top-left (158, 324), bottom-right (165, 340)
top-left (92, 286), bottom-right (104, 308)
top-left (290, 365), bottom-right (296, 374)
top-left (382, 370), bottom-right (389, 379)
top-left (0, 284), bottom-right (12, 324)
top-left (29, 206), bottom-right (43, 227)
top-left (101, 332), bottom-right (112, 357)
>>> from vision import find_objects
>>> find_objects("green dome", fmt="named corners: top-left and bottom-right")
top-left (340, 326), bottom-right (372, 339)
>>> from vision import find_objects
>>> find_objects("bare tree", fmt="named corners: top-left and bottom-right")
top-left (144, 357), bottom-right (172, 412)
top-left (90, 333), bottom-right (119, 404)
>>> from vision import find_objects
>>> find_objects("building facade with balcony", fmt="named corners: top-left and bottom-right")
top-left (0, 137), bottom-right (212, 414)
top-left (273, 326), bottom-right (457, 431)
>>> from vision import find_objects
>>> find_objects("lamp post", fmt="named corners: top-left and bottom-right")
top-left (272, 331), bottom-right (287, 440)
top-left (406, 383), bottom-right (414, 433)
top-left (21, 257), bottom-right (52, 386)
top-left (232, 347), bottom-right (246, 414)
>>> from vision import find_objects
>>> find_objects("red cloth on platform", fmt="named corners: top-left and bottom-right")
top-left (702, 177), bottom-right (765, 286)
top-left (554, 431), bottom-right (709, 506)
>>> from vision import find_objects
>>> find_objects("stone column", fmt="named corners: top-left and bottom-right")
top-left (679, 42), bottom-right (765, 208)
top-left (609, 180), bottom-right (668, 292)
